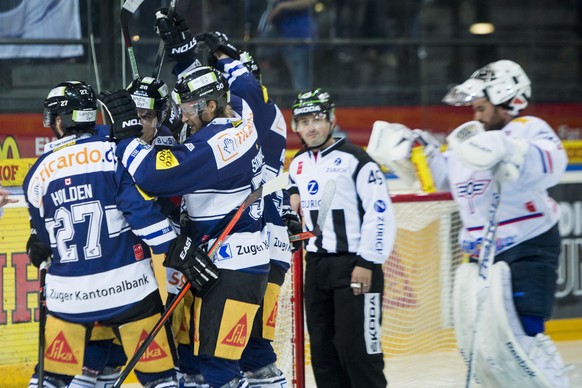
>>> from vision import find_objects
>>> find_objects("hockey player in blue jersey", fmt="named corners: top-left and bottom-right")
top-left (160, 20), bottom-right (302, 384)
top-left (101, 64), bottom-right (269, 387)
top-left (23, 81), bottom-right (184, 388)
top-left (195, 33), bottom-right (299, 387)
top-left (87, 76), bottom-right (186, 387)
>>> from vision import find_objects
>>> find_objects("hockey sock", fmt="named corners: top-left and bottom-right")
top-left (520, 314), bottom-right (544, 336)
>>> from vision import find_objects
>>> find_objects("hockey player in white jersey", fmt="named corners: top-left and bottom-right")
top-left (24, 81), bottom-right (185, 388)
top-left (368, 60), bottom-right (569, 387)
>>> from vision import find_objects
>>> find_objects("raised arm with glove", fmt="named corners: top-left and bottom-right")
top-left (98, 89), bottom-right (143, 141)
top-left (154, 8), bottom-right (197, 63)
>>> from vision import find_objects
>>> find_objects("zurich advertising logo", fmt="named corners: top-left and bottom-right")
top-left (334, 157), bottom-right (342, 166)
top-left (374, 200), bottom-right (387, 213)
top-left (307, 180), bottom-right (319, 195)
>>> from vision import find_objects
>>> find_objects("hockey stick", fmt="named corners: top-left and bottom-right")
top-left (152, 0), bottom-right (178, 78)
top-left (465, 180), bottom-right (502, 387)
top-left (120, 0), bottom-right (145, 80)
top-left (288, 180), bottom-right (336, 242)
top-left (37, 260), bottom-right (48, 386)
top-left (112, 172), bottom-right (290, 388)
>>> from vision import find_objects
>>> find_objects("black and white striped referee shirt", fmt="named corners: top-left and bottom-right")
top-left (288, 137), bottom-right (396, 265)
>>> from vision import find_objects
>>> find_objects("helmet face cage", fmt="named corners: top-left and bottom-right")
top-left (472, 60), bottom-right (531, 115)
top-left (291, 88), bottom-right (335, 132)
top-left (442, 78), bottom-right (487, 106)
top-left (43, 81), bottom-right (98, 132)
top-left (127, 76), bottom-right (169, 125)
top-left (172, 66), bottom-right (229, 113)
top-left (444, 60), bottom-right (531, 116)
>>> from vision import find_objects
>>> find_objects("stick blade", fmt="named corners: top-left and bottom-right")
top-left (316, 180), bottom-right (336, 230)
top-left (262, 172), bottom-right (289, 197)
top-left (122, 0), bottom-right (145, 13)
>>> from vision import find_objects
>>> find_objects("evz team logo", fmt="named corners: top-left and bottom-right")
top-left (307, 180), bottom-right (319, 195)
top-left (455, 178), bottom-right (490, 213)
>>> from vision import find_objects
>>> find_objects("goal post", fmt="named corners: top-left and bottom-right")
top-left (273, 191), bottom-right (467, 387)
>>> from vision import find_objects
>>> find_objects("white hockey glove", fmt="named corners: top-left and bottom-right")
top-left (446, 120), bottom-right (485, 152)
top-left (367, 121), bottom-right (442, 186)
top-left (367, 121), bottom-right (417, 185)
top-left (448, 121), bottom-right (528, 182)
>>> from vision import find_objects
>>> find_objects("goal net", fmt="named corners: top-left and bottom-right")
top-left (273, 192), bottom-right (467, 387)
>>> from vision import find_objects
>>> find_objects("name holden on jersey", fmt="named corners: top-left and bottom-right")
top-left (50, 183), bottom-right (93, 206)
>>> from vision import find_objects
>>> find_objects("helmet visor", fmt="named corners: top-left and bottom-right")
top-left (43, 108), bottom-right (53, 128)
top-left (442, 79), bottom-right (486, 106)
top-left (180, 99), bottom-right (207, 118)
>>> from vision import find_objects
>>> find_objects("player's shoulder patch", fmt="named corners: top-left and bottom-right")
top-left (512, 117), bottom-right (531, 124)
top-left (156, 149), bottom-right (179, 170)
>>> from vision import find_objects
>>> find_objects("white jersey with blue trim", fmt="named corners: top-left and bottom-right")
top-left (23, 134), bottom-right (177, 323)
top-left (219, 57), bottom-right (292, 266)
top-left (115, 99), bottom-right (270, 273)
top-left (288, 138), bottom-right (396, 264)
top-left (429, 116), bottom-right (567, 256)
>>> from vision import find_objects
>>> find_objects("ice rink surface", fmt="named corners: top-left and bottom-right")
top-left (123, 340), bottom-right (582, 387)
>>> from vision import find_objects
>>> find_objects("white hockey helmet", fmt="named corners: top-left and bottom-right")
top-left (443, 60), bottom-right (531, 116)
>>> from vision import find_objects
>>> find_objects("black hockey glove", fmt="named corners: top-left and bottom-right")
top-left (98, 90), bottom-right (143, 141)
top-left (154, 8), bottom-right (197, 62)
top-left (26, 233), bottom-right (51, 268)
top-left (163, 101), bottom-right (185, 140)
top-left (282, 205), bottom-right (303, 253)
top-left (197, 31), bottom-right (240, 67)
top-left (164, 235), bottom-right (220, 292)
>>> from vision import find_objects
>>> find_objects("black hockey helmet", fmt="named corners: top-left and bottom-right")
top-left (171, 66), bottom-right (229, 116)
top-left (126, 76), bottom-right (169, 122)
top-left (43, 81), bottom-right (98, 135)
top-left (291, 88), bottom-right (335, 132)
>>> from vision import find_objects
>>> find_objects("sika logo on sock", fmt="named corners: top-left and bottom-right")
top-left (46, 332), bottom-right (78, 364)
top-left (215, 299), bottom-right (257, 359)
top-left (266, 302), bottom-right (278, 328)
top-left (221, 314), bottom-right (249, 347)
top-left (136, 330), bottom-right (168, 361)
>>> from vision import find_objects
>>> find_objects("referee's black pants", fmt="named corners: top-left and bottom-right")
top-left (304, 252), bottom-right (387, 388)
